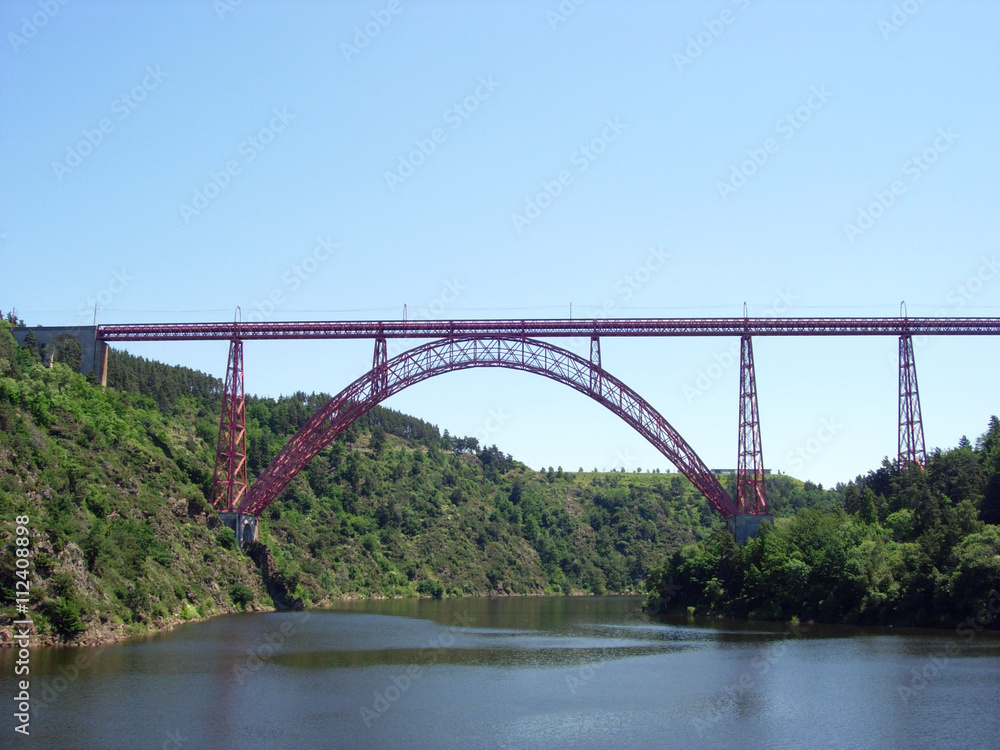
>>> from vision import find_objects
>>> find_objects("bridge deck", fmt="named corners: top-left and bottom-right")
top-left (96, 317), bottom-right (1000, 341)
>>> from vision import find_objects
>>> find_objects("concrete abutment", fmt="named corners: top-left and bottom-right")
top-left (727, 513), bottom-right (773, 544)
top-left (219, 512), bottom-right (260, 550)
top-left (11, 325), bottom-right (108, 385)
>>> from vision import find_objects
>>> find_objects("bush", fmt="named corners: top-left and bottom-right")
top-left (217, 527), bottom-right (238, 551)
top-left (44, 596), bottom-right (86, 639)
top-left (417, 578), bottom-right (445, 598)
top-left (229, 583), bottom-right (254, 608)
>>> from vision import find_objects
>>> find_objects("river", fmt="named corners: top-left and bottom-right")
top-left (2, 596), bottom-right (999, 749)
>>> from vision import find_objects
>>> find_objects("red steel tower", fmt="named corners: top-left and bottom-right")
top-left (211, 337), bottom-right (248, 512)
top-left (737, 334), bottom-right (768, 514)
top-left (898, 333), bottom-right (926, 468)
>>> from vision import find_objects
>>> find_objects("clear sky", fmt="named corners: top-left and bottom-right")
top-left (3, 0), bottom-right (999, 487)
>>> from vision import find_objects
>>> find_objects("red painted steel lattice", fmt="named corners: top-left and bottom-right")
top-left (97, 316), bottom-right (1000, 342)
top-left (736, 335), bottom-right (768, 514)
top-left (238, 336), bottom-right (738, 518)
top-left (211, 338), bottom-right (248, 512)
top-left (898, 334), bottom-right (926, 468)
top-left (99, 315), bottom-right (986, 520)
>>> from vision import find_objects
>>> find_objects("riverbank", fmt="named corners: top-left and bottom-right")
top-left (1, 587), bottom-right (652, 648)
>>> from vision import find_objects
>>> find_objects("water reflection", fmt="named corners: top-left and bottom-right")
top-left (1, 596), bottom-right (998, 750)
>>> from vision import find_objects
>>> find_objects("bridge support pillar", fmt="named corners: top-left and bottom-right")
top-left (589, 336), bottom-right (602, 393)
top-left (737, 334), bottom-right (768, 514)
top-left (373, 337), bottom-right (388, 394)
top-left (727, 513), bottom-right (773, 544)
top-left (898, 334), bottom-right (926, 468)
top-left (218, 512), bottom-right (259, 550)
top-left (211, 337), bottom-right (248, 512)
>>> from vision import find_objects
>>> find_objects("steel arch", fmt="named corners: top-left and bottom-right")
top-left (239, 336), bottom-right (738, 518)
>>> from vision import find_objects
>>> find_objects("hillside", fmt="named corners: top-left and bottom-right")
top-left (0, 326), bottom-right (269, 645)
top-left (646, 426), bottom-right (1000, 629)
top-left (0, 322), bottom-right (834, 645)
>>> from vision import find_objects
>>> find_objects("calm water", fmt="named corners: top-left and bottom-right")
top-left (2, 596), bottom-right (999, 749)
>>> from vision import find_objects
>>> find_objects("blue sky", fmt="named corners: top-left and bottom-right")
top-left (3, 0), bottom-right (999, 487)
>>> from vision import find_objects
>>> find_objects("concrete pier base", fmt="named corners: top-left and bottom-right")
top-left (727, 513), bottom-right (773, 544)
top-left (219, 513), bottom-right (259, 550)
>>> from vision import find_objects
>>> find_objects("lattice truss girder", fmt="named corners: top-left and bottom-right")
top-left (211, 338), bottom-right (248, 512)
top-left (898, 334), bottom-right (926, 467)
top-left (98, 316), bottom-right (1000, 343)
top-left (240, 336), bottom-right (738, 518)
top-left (736, 335), bottom-right (767, 514)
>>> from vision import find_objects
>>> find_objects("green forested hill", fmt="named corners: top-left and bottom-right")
top-left (1, 322), bottom-right (833, 643)
top-left (0, 326), bottom-right (269, 644)
top-left (646, 428), bottom-right (1000, 629)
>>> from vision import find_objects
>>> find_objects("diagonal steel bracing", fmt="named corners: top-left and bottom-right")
top-left (211, 337), bottom-right (248, 512)
top-left (898, 334), bottom-right (926, 468)
top-left (238, 336), bottom-right (737, 518)
top-left (737, 335), bottom-right (768, 514)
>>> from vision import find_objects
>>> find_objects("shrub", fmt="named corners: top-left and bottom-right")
top-left (229, 583), bottom-right (254, 608)
top-left (45, 597), bottom-right (86, 639)
top-left (417, 578), bottom-right (445, 598)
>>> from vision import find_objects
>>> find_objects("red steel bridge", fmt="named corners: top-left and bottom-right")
top-left (94, 316), bottom-right (1000, 543)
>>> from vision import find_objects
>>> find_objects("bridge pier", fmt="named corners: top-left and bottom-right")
top-left (727, 513), bottom-right (773, 544)
top-left (219, 512), bottom-right (259, 550)
top-left (898, 333), bottom-right (926, 467)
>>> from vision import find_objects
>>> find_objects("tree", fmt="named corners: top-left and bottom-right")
top-left (370, 425), bottom-right (387, 454)
top-left (2, 309), bottom-right (24, 326)
top-left (53, 336), bottom-right (82, 371)
top-left (0, 326), bottom-right (21, 378)
top-left (21, 329), bottom-right (41, 362)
